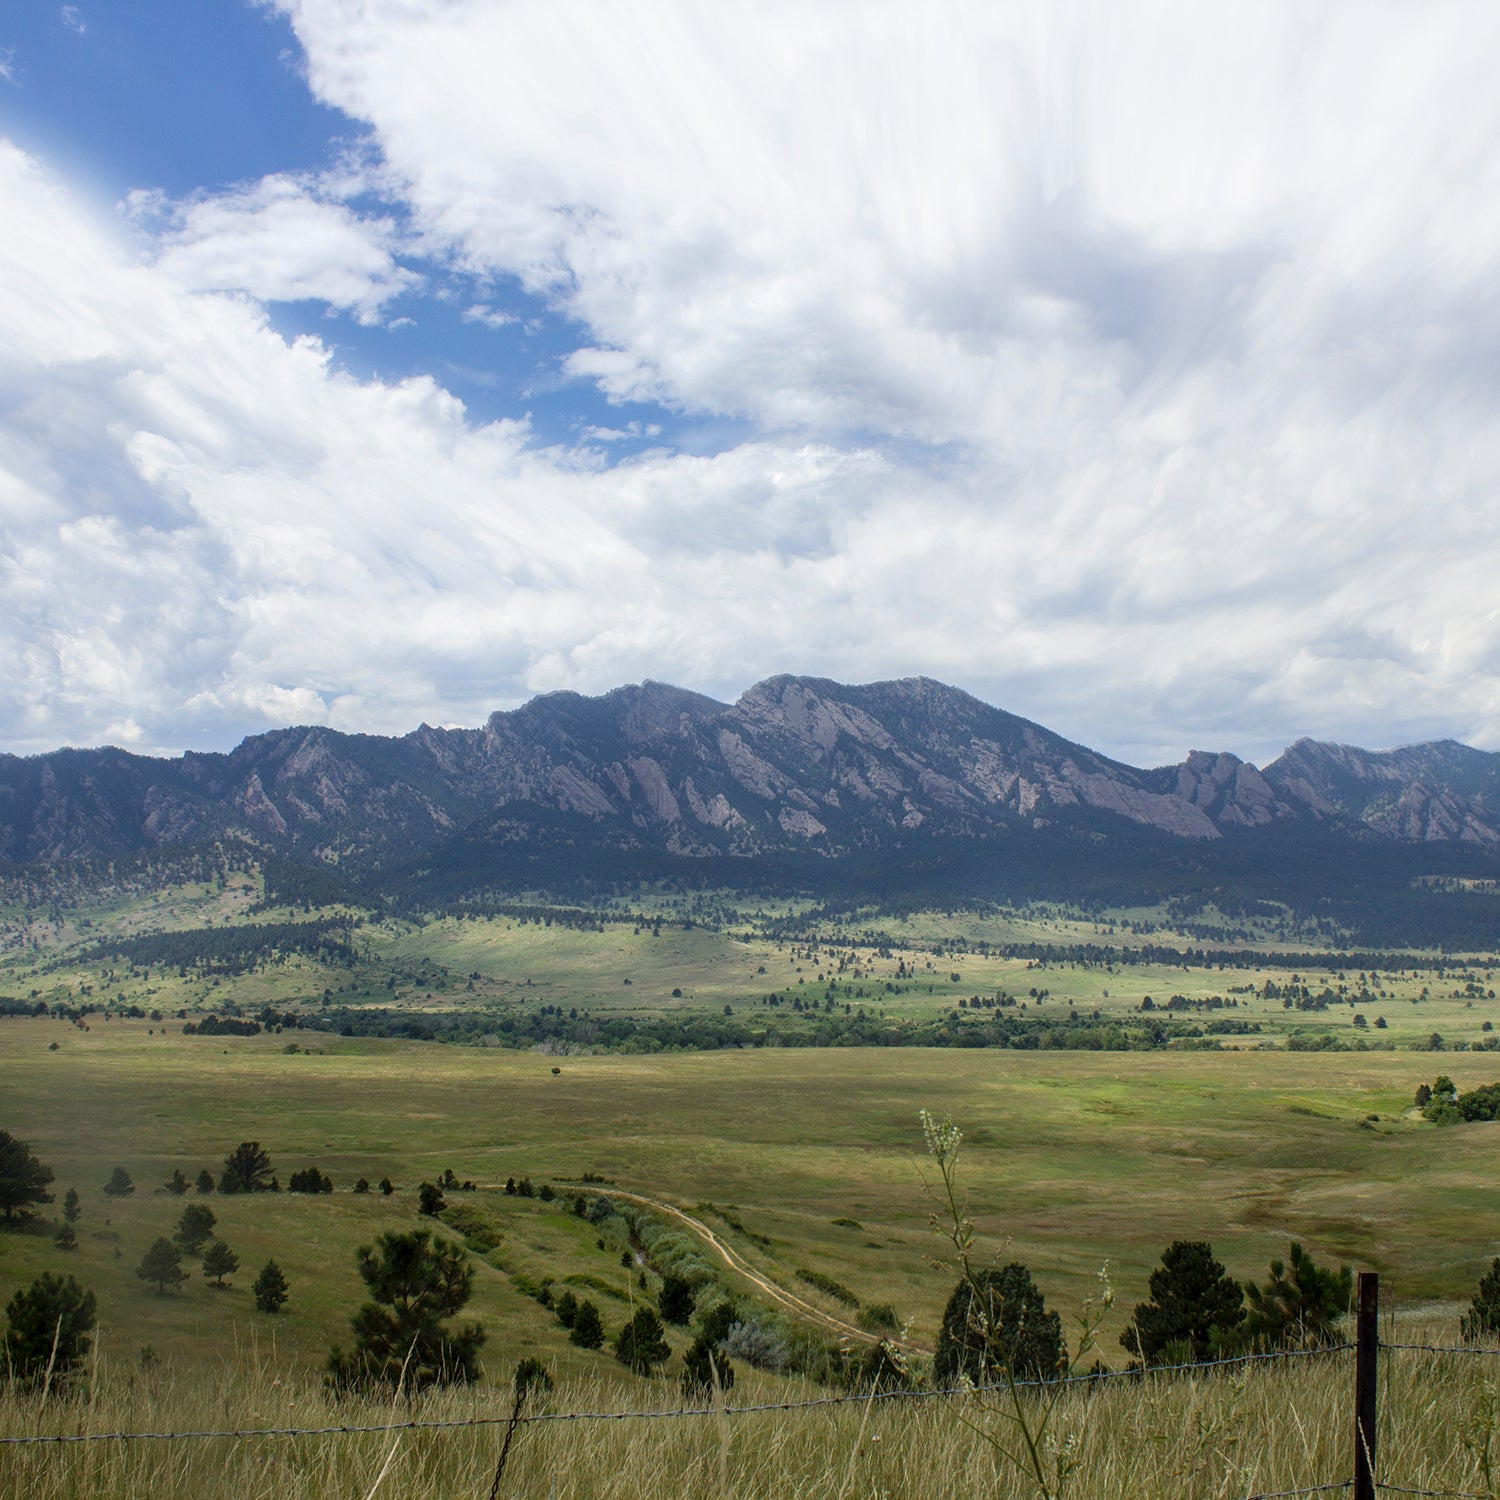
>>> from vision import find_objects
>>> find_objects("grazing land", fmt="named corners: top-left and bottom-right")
top-left (4, 861), bottom-right (1500, 1500)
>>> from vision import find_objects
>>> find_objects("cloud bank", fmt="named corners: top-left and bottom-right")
top-left (4, 2), bottom-right (1500, 765)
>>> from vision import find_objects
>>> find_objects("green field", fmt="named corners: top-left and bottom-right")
top-left (3, 1019), bottom-right (1499, 1386)
top-left (4, 868), bottom-right (1500, 1413)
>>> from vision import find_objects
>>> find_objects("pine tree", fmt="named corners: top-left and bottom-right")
top-left (253, 1259), bottom-right (290, 1314)
top-left (53, 1221), bottom-right (77, 1251)
top-left (570, 1299), bottom-right (605, 1349)
top-left (164, 1169), bottom-right (190, 1196)
top-left (660, 1274), bottom-right (695, 1325)
top-left (615, 1307), bottom-right (671, 1375)
top-left (0, 1131), bottom-right (54, 1221)
top-left (137, 1237), bottom-right (188, 1294)
top-left (174, 1202), bottom-right (217, 1254)
top-left (326, 1229), bottom-right (484, 1389)
top-left (195, 1169), bottom-right (215, 1194)
top-left (202, 1239), bottom-right (239, 1287)
top-left (103, 1166), bottom-right (134, 1198)
top-left (4, 1274), bottom-right (96, 1384)
top-left (219, 1142), bottom-right (274, 1194)
top-left (935, 1263), bottom-right (1063, 1384)
top-left (62, 1187), bottom-right (81, 1224)
top-left (680, 1334), bottom-right (735, 1395)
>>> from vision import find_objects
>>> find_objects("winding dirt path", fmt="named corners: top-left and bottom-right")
top-left (606, 1189), bottom-right (931, 1355)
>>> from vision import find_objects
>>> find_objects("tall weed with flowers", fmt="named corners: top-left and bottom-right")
top-left (919, 1109), bottom-right (1113, 1500)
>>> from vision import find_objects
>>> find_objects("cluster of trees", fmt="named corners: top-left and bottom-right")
top-left (1416, 1074), bottom-right (1500, 1123)
top-left (930, 1240), bottom-right (1356, 1391)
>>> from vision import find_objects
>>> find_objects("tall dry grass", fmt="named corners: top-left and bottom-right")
top-left (2, 1334), bottom-right (1497, 1500)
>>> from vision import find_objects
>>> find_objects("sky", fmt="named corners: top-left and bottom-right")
top-left (2, 1), bottom-right (1500, 769)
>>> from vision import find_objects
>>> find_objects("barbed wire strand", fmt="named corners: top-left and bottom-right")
top-left (1238, 1484), bottom-right (1349, 1500)
top-left (1376, 1485), bottom-right (1493, 1499)
top-left (0, 1342), bottom-right (1355, 1448)
top-left (1382, 1343), bottom-right (1500, 1357)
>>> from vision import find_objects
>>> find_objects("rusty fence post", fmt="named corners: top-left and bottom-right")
top-left (1353, 1271), bottom-right (1378, 1500)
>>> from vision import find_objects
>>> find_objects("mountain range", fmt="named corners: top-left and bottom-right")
top-left (4, 675), bottom-right (1500, 878)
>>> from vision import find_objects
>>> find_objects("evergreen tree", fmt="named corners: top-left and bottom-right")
top-left (202, 1240), bottom-right (239, 1287)
top-left (195, 1169), bottom-right (215, 1194)
top-left (0, 1131), bottom-right (53, 1221)
top-left (659, 1274), bottom-right (695, 1326)
top-left (62, 1187), bottom-right (81, 1224)
top-left (253, 1259), bottom-right (290, 1314)
top-left (418, 1181), bottom-right (445, 1217)
top-left (569, 1299), bottom-right (605, 1349)
top-left (3, 1273), bottom-right (96, 1384)
top-left (137, 1237), bottom-right (188, 1294)
top-left (103, 1166), bottom-right (134, 1198)
top-left (1462, 1258), bottom-right (1500, 1342)
top-left (174, 1202), bottom-right (217, 1254)
top-left (513, 1357), bottom-right (554, 1399)
top-left (164, 1169), bottom-right (190, 1196)
top-left (53, 1221), bottom-right (77, 1251)
top-left (680, 1334), bottom-right (735, 1395)
top-left (934, 1263), bottom-right (1062, 1385)
top-left (554, 1289), bottom-right (579, 1328)
top-left (615, 1307), bottom-right (671, 1375)
top-left (379, 1177), bottom-right (394, 1196)
top-left (219, 1142), bottom-right (274, 1194)
top-left (326, 1230), bottom-right (484, 1389)
top-left (354, 1177), bottom-right (371, 1194)
top-left (1243, 1242), bottom-right (1353, 1349)
top-left (1122, 1241), bottom-right (1244, 1366)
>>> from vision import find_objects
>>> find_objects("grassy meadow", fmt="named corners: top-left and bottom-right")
top-left (5, 871), bottom-right (1500, 1495)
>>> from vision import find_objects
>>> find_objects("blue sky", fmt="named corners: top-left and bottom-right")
top-left (3, 2), bottom-right (1500, 766)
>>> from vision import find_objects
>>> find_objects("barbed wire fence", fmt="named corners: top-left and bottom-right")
top-left (3, 1273), bottom-right (1499, 1500)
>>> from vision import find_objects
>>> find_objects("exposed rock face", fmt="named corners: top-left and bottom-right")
top-left (3, 676), bottom-right (1500, 867)
top-left (1262, 739), bottom-right (1500, 844)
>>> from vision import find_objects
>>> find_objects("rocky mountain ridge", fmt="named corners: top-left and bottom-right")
top-left (2, 674), bottom-right (1498, 869)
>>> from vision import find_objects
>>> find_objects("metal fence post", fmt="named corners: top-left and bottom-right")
top-left (1353, 1271), bottom-right (1378, 1500)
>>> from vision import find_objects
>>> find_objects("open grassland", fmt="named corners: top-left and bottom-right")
top-left (4, 1337), bottom-right (1500, 1500)
top-left (6, 877), bottom-right (1500, 1050)
top-left (4, 1029), bottom-right (1500, 1386)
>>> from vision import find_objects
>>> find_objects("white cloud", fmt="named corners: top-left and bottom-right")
top-left (0, 49), bottom-right (16, 85)
top-left (128, 172), bottom-right (420, 325)
top-left (60, 6), bottom-right (85, 36)
top-left (7, 0), bottom-right (1500, 768)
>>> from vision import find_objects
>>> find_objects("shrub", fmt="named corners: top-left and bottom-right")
top-left (513, 1357), bottom-right (553, 1398)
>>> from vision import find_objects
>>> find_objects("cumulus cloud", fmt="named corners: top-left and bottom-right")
top-left (128, 171), bottom-right (420, 324)
top-left (6, 3), bottom-right (1500, 766)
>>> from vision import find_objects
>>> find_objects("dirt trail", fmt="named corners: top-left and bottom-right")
top-left (606, 1189), bottom-right (930, 1355)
